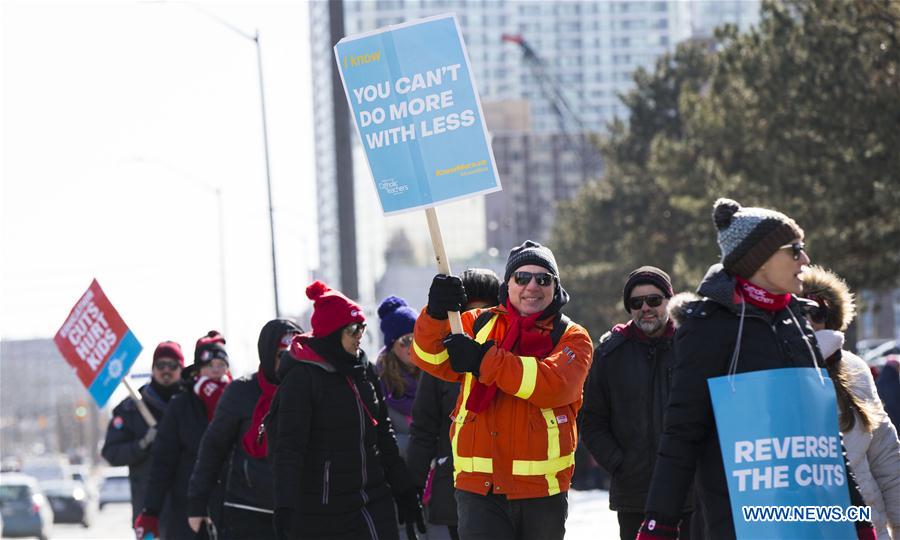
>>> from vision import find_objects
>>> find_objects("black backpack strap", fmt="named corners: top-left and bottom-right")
top-left (472, 310), bottom-right (495, 337)
top-left (550, 313), bottom-right (570, 348)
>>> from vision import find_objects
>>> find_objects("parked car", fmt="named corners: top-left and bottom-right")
top-left (41, 480), bottom-right (96, 527)
top-left (98, 467), bottom-right (130, 510)
top-left (0, 473), bottom-right (53, 540)
top-left (20, 457), bottom-right (70, 484)
top-left (863, 339), bottom-right (899, 366)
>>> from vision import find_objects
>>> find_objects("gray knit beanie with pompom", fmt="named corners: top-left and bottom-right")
top-left (712, 198), bottom-right (804, 279)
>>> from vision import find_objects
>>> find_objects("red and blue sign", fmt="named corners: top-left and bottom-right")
top-left (54, 279), bottom-right (142, 408)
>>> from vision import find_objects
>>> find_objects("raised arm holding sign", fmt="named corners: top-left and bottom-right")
top-left (334, 14), bottom-right (500, 335)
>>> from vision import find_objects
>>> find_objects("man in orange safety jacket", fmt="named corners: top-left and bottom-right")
top-left (411, 240), bottom-right (592, 540)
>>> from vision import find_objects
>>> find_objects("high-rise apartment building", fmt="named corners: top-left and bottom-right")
top-left (309, 1), bottom-right (760, 301)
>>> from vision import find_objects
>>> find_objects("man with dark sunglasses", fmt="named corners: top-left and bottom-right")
top-left (581, 266), bottom-right (692, 540)
top-left (412, 240), bottom-right (593, 540)
top-left (102, 341), bottom-right (185, 535)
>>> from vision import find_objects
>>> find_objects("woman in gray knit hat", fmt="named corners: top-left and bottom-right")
top-left (636, 199), bottom-right (876, 540)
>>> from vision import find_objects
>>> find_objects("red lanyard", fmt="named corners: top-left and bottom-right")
top-left (345, 376), bottom-right (378, 427)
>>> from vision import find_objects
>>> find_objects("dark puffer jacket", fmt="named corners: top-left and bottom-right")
top-left (406, 373), bottom-right (460, 526)
top-left (101, 383), bottom-right (175, 526)
top-left (645, 264), bottom-right (867, 539)
top-left (581, 320), bottom-right (690, 513)
top-left (188, 374), bottom-right (274, 516)
top-left (269, 336), bottom-right (414, 539)
top-left (144, 389), bottom-right (221, 540)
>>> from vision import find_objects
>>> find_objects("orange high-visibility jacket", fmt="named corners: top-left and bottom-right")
top-left (411, 305), bottom-right (593, 500)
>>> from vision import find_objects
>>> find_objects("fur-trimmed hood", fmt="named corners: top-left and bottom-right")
top-left (800, 265), bottom-right (856, 331)
top-left (668, 292), bottom-right (701, 328)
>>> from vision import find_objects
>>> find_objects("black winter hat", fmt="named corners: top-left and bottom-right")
top-left (623, 266), bottom-right (674, 312)
top-left (184, 330), bottom-right (228, 380)
top-left (258, 319), bottom-right (303, 384)
top-left (461, 268), bottom-right (501, 308)
top-left (503, 240), bottom-right (559, 282)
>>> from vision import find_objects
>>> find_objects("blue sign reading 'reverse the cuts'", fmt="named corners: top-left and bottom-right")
top-left (709, 368), bottom-right (855, 539)
top-left (335, 14), bottom-right (501, 215)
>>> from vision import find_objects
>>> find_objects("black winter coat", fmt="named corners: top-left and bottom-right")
top-left (188, 374), bottom-right (274, 518)
top-left (101, 384), bottom-right (175, 526)
top-left (144, 388), bottom-right (221, 540)
top-left (269, 338), bottom-right (414, 539)
top-left (406, 372), bottom-right (460, 526)
top-left (581, 321), bottom-right (690, 513)
top-left (645, 265), bottom-right (867, 539)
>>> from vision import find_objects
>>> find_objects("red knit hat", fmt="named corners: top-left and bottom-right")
top-left (153, 341), bottom-right (185, 367)
top-left (306, 280), bottom-right (365, 337)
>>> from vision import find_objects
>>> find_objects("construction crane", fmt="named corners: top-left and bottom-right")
top-left (501, 33), bottom-right (600, 175)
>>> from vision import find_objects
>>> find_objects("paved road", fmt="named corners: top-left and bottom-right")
top-left (41, 489), bottom-right (616, 539)
top-left (49, 501), bottom-right (132, 539)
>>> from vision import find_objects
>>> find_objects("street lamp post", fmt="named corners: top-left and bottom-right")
top-left (155, 1), bottom-right (281, 317)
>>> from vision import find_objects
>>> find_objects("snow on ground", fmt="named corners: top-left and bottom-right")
top-left (567, 488), bottom-right (619, 539)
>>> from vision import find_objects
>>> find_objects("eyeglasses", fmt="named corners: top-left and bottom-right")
top-left (396, 334), bottom-right (414, 347)
top-left (779, 242), bottom-right (806, 261)
top-left (153, 360), bottom-right (181, 371)
top-left (513, 271), bottom-right (554, 287)
top-left (628, 294), bottom-right (665, 311)
top-left (344, 322), bottom-right (367, 337)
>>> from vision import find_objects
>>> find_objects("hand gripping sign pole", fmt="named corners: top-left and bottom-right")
top-left (425, 207), bottom-right (464, 334)
top-left (334, 14), bottom-right (502, 334)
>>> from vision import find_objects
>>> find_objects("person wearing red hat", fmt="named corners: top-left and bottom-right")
top-left (268, 281), bottom-right (424, 540)
top-left (102, 341), bottom-right (184, 534)
top-left (134, 331), bottom-right (231, 540)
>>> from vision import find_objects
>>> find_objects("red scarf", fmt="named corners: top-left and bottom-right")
top-left (241, 366), bottom-right (277, 458)
top-left (465, 300), bottom-right (556, 412)
top-left (735, 276), bottom-right (791, 312)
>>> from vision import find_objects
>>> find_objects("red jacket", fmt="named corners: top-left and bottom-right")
top-left (411, 305), bottom-right (592, 499)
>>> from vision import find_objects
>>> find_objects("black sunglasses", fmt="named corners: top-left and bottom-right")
top-left (779, 242), bottom-right (806, 261)
top-left (153, 360), bottom-right (181, 371)
top-left (396, 334), bottom-right (414, 347)
top-left (628, 294), bottom-right (665, 311)
top-left (513, 271), bottom-right (554, 287)
top-left (344, 322), bottom-right (367, 336)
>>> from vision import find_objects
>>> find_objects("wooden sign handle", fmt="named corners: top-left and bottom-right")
top-left (425, 207), bottom-right (464, 335)
top-left (122, 377), bottom-right (157, 428)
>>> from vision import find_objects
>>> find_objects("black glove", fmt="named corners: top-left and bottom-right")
top-left (426, 274), bottom-right (467, 320)
top-left (273, 507), bottom-right (292, 540)
top-left (443, 334), bottom-right (494, 376)
top-left (395, 488), bottom-right (426, 540)
top-left (635, 515), bottom-right (680, 539)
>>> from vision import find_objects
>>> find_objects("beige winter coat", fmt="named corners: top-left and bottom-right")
top-left (840, 350), bottom-right (900, 539)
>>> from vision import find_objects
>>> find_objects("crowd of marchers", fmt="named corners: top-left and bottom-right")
top-left (103, 198), bottom-right (900, 540)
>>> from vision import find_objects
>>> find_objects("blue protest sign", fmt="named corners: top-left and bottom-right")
top-left (708, 368), bottom-right (855, 539)
top-left (334, 14), bottom-right (501, 215)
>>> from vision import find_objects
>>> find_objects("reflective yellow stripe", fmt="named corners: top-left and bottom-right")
top-left (474, 315), bottom-right (498, 344)
top-left (542, 409), bottom-right (561, 460)
top-left (449, 315), bottom-right (499, 482)
top-left (511, 453), bottom-right (575, 476)
top-left (514, 357), bottom-right (538, 399)
top-left (413, 340), bottom-right (448, 365)
top-left (451, 373), bottom-right (473, 482)
top-left (509, 408), bottom-right (571, 495)
top-left (455, 456), bottom-right (494, 473)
